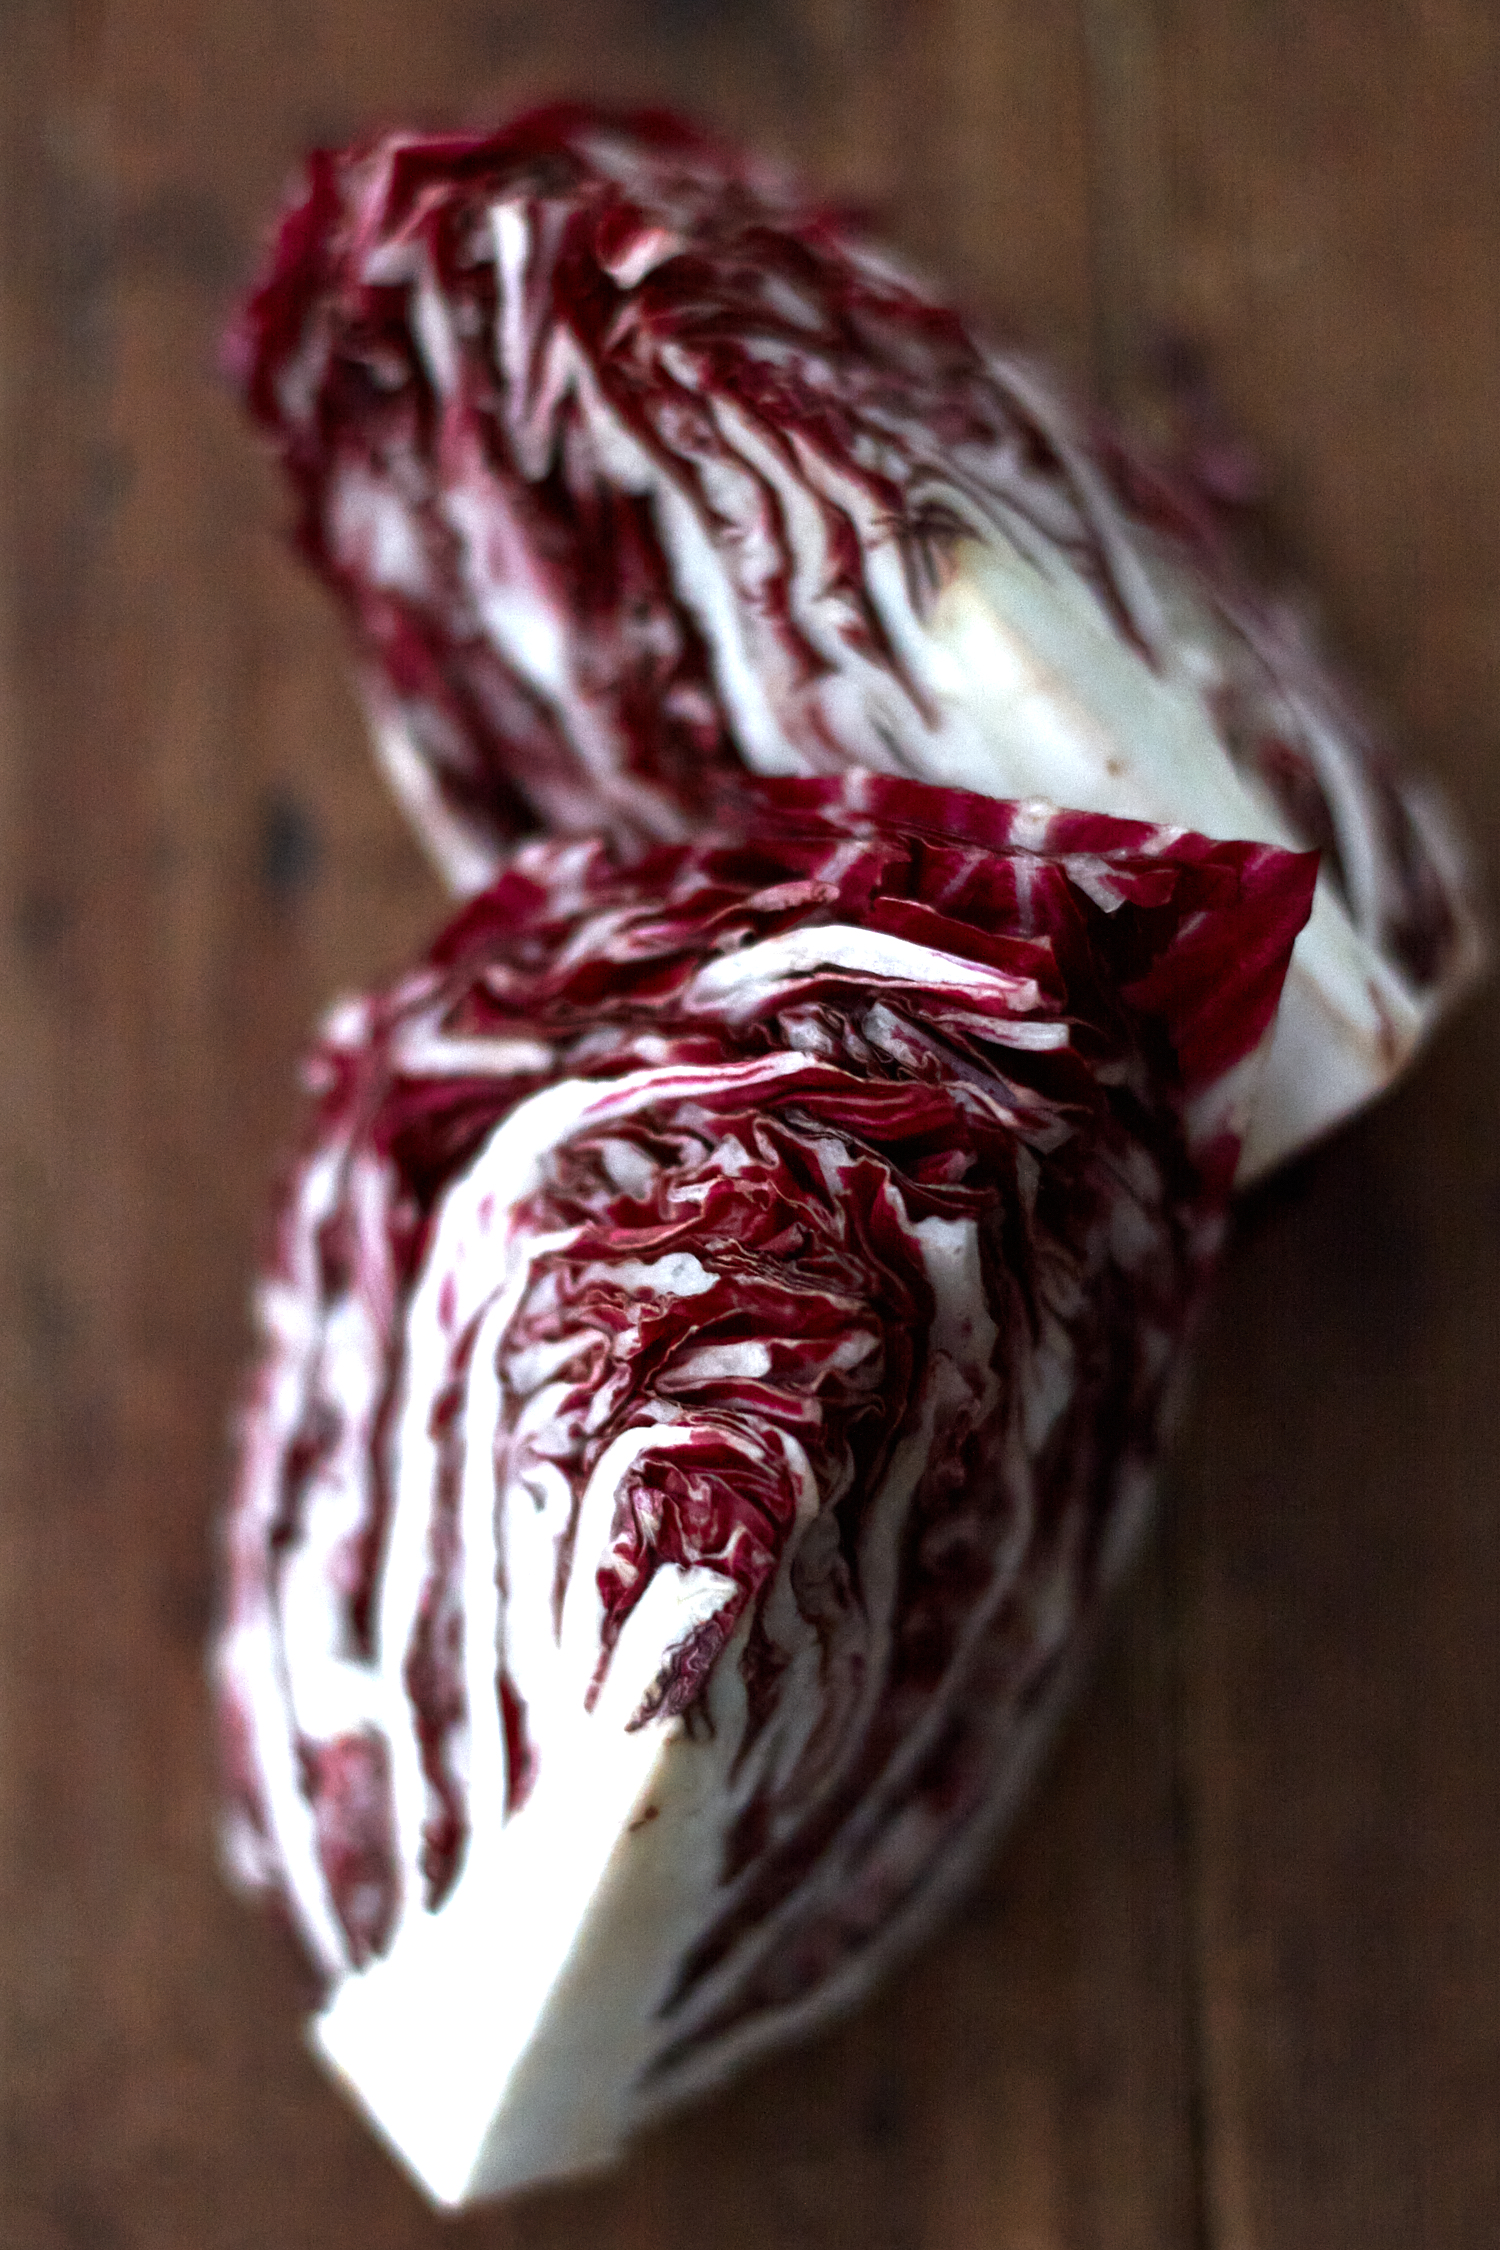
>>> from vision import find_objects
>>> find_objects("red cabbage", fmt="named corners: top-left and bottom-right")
top-left (229, 105), bottom-right (1482, 1178)
top-left (216, 773), bottom-right (1314, 2202)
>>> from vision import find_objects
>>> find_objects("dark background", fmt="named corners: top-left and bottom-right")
top-left (2, 4), bottom-right (1497, 2246)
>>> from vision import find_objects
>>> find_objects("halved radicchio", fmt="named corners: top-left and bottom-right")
top-left (230, 103), bottom-right (1482, 1183)
top-left (216, 774), bottom-right (1315, 2203)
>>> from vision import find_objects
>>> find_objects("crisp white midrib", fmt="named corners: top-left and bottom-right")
top-left (685, 923), bottom-right (1047, 1016)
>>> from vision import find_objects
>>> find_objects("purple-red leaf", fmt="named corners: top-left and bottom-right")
top-left (216, 774), bottom-right (1312, 2201)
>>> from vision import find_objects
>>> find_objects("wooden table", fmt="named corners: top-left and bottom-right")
top-left (2, 6), bottom-right (1496, 2245)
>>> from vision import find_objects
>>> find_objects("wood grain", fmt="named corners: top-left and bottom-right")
top-left (1, 6), bottom-right (1494, 2247)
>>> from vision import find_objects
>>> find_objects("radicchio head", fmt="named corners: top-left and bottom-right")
top-left (216, 773), bottom-right (1314, 2202)
top-left (230, 104), bottom-right (1482, 1181)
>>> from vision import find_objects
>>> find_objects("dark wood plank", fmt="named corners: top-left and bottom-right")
top-left (1136, 4), bottom-right (1500, 2246)
top-left (5, 4), bottom-right (1495, 2247)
